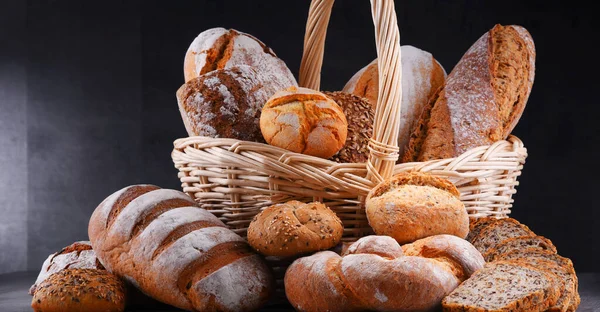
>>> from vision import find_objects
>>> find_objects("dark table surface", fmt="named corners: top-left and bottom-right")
top-left (1, 271), bottom-right (599, 312)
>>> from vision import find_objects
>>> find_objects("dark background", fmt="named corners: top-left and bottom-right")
top-left (0, 0), bottom-right (598, 275)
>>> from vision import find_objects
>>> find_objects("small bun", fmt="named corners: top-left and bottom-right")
top-left (323, 91), bottom-right (374, 163)
top-left (247, 200), bottom-right (343, 257)
top-left (260, 87), bottom-right (348, 159)
top-left (31, 268), bottom-right (126, 312)
top-left (183, 27), bottom-right (296, 88)
top-left (366, 172), bottom-right (469, 244)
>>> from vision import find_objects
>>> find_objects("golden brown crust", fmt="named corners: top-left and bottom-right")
top-left (366, 172), bottom-right (468, 244)
top-left (31, 269), bottom-right (126, 312)
top-left (260, 87), bottom-right (348, 159)
top-left (402, 24), bottom-right (535, 162)
top-left (247, 200), bottom-right (343, 257)
top-left (323, 91), bottom-right (374, 163)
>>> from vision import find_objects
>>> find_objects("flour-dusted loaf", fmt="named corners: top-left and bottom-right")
top-left (177, 65), bottom-right (289, 141)
top-left (247, 200), bottom-right (343, 257)
top-left (442, 261), bottom-right (561, 312)
top-left (31, 268), bottom-right (126, 312)
top-left (183, 27), bottom-right (297, 88)
top-left (342, 45), bottom-right (447, 158)
top-left (284, 235), bottom-right (484, 312)
top-left (365, 172), bottom-right (469, 244)
top-left (88, 185), bottom-right (274, 312)
top-left (29, 241), bottom-right (104, 295)
top-left (403, 24), bottom-right (536, 162)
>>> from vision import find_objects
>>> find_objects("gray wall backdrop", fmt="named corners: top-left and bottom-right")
top-left (1, 0), bottom-right (598, 274)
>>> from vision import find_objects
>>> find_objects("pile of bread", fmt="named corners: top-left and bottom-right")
top-left (27, 23), bottom-right (580, 312)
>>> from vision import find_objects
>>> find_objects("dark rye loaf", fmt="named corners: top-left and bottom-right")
top-left (402, 24), bottom-right (535, 162)
top-left (442, 260), bottom-right (561, 312)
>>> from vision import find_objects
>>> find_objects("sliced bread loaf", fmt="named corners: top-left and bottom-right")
top-left (466, 217), bottom-right (500, 242)
top-left (495, 249), bottom-right (579, 312)
top-left (442, 260), bottom-right (561, 312)
top-left (483, 235), bottom-right (557, 262)
top-left (470, 218), bottom-right (535, 255)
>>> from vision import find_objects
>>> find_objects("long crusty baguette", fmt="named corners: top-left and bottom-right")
top-left (88, 185), bottom-right (274, 312)
top-left (284, 235), bottom-right (484, 312)
top-left (402, 24), bottom-right (535, 162)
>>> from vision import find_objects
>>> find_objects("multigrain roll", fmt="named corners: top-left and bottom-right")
top-left (260, 86), bottom-right (348, 159)
top-left (342, 45), bottom-right (447, 158)
top-left (31, 269), bottom-right (126, 312)
top-left (177, 65), bottom-right (289, 141)
top-left (365, 172), bottom-right (469, 244)
top-left (247, 201), bottom-right (343, 257)
top-left (183, 27), bottom-right (297, 88)
top-left (403, 24), bottom-right (536, 162)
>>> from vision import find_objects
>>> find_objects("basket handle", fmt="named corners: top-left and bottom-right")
top-left (299, 0), bottom-right (403, 184)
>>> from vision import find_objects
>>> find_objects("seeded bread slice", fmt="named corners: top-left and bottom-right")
top-left (470, 218), bottom-right (535, 255)
top-left (483, 235), bottom-right (557, 262)
top-left (442, 260), bottom-right (561, 312)
top-left (466, 217), bottom-right (501, 242)
top-left (495, 249), bottom-right (580, 312)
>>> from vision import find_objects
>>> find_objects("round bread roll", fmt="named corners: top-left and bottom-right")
top-left (177, 65), bottom-right (289, 141)
top-left (260, 86), bottom-right (348, 158)
top-left (31, 268), bottom-right (126, 312)
top-left (247, 200), bottom-right (343, 257)
top-left (342, 45), bottom-right (447, 158)
top-left (365, 172), bottom-right (469, 244)
top-left (184, 27), bottom-right (297, 88)
top-left (323, 91), bottom-right (374, 163)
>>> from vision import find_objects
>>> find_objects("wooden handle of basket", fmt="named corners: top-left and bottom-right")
top-left (299, 0), bottom-right (403, 184)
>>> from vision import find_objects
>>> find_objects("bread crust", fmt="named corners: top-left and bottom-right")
top-left (247, 200), bottom-right (343, 257)
top-left (366, 172), bottom-right (468, 244)
top-left (260, 86), bottom-right (348, 159)
top-left (284, 235), bottom-right (484, 312)
top-left (31, 268), bottom-right (126, 312)
top-left (402, 24), bottom-right (535, 162)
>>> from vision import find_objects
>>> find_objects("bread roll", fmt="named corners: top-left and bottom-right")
top-left (88, 185), bottom-right (274, 312)
top-left (183, 27), bottom-right (297, 88)
top-left (323, 91), bottom-right (373, 163)
top-left (365, 172), bottom-right (469, 244)
top-left (284, 234), bottom-right (484, 312)
top-left (177, 65), bottom-right (288, 141)
top-left (247, 200), bottom-right (343, 257)
top-left (260, 86), bottom-right (348, 159)
top-left (342, 45), bottom-right (447, 157)
top-left (402, 24), bottom-right (536, 162)
top-left (31, 268), bottom-right (126, 312)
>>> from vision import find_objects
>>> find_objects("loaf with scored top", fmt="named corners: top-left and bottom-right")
top-left (88, 184), bottom-right (274, 312)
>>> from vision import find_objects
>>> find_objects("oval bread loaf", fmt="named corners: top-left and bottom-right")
top-left (88, 185), bottom-right (274, 312)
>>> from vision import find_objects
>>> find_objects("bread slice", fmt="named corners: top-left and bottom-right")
top-left (495, 249), bottom-right (579, 312)
top-left (483, 235), bottom-right (557, 262)
top-left (442, 260), bottom-right (561, 312)
top-left (466, 217), bottom-right (500, 242)
top-left (470, 218), bottom-right (535, 255)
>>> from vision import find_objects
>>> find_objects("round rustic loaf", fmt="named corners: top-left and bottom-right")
top-left (184, 27), bottom-right (297, 88)
top-left (31, 268), bottom-right (126, 312)
top-left (260, 86), bottom-right (348, 158)
top-left (284, 235), bottom-right (484, 312)
top-left (342, 45), bottom-right (447, 158)
top-left (323, 91), bottom-right (373, 163)
top-left (365, 172), bottom-right (469, 244)
top-left (247, 200), bottom-right (343, 257)
top-left (177, 65), bottom-right (289, 142)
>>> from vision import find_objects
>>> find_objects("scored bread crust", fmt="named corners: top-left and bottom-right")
top-left (284, 235), bottom-right (484, 312)
top-left (88, 185), bottom-right (274, 312)
top-left (402, 24), bottom-right (536, 162)
top-left (366, 172), bottom-right (468, 244)
top-left (247, 200), bottom-right (343, 257)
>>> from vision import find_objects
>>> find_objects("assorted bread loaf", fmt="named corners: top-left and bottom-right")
top-left (284, 235), bottom-right (484, 312)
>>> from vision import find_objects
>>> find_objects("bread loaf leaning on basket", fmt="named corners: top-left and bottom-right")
top-left (171, 0), bottom-right (529, 303)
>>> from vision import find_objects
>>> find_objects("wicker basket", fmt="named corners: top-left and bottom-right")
top-left (171, 0), bottom-right (527, 304)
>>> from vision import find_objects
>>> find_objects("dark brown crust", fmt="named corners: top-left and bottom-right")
top-left (368, 171), bottom-right (460, 199)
